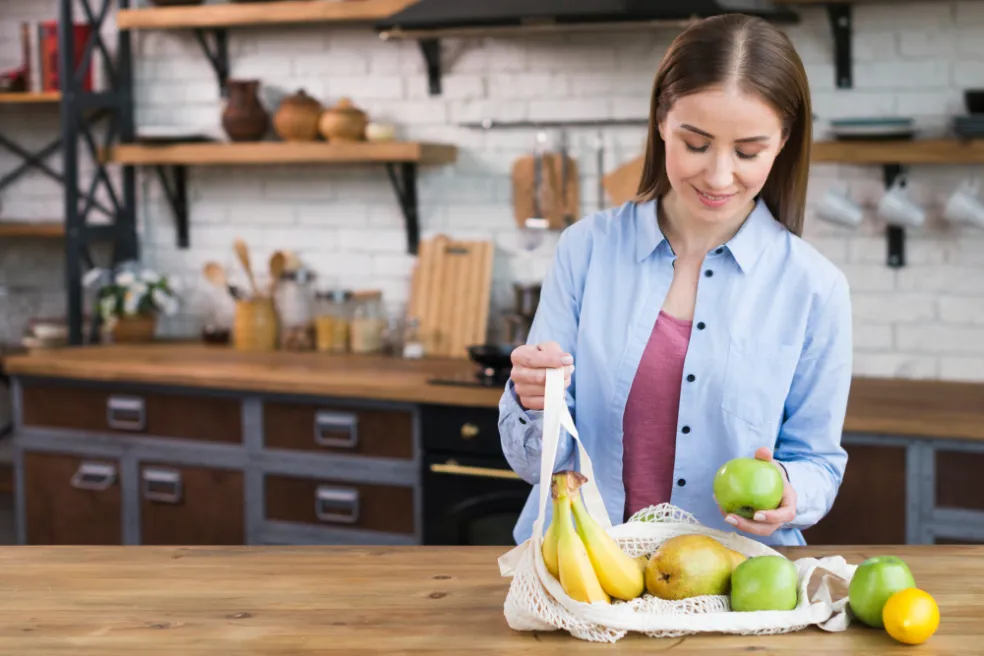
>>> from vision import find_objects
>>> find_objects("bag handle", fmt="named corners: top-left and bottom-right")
top-left (535, 367), bottom-right (612, 542)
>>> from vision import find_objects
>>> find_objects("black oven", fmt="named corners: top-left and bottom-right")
top-left (420, 404), bottom-right (531, 546)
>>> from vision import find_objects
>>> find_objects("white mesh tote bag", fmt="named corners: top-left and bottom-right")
top-left (498, 367), bottom-right (857, 643)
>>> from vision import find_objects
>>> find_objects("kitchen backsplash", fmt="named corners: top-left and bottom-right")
top-left (1, 0), bottom-right (983, 381)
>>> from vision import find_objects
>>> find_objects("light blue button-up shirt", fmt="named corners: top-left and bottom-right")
top-left (498, 198), bottom-right (852, 547)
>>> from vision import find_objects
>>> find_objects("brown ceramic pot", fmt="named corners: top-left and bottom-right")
top-left (318, 98), bottom-right (368, 142)
top-left (112, 314), bottom-right (157, 343)
top-left (222, 79), bottom-right (268, 142)
top-left (273, 88), bottom-right (323, 142)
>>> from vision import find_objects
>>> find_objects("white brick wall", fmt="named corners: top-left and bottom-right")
top-left (3, 1), bottom-right (984, 383)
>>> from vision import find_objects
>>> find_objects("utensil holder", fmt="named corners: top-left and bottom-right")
top-left (233, 297), bottom-right (278, 352)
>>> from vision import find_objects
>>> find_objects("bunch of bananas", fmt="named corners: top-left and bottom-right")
top-left (541, 471), bottom-right (645, 604)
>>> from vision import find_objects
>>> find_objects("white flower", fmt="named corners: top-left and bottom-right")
top-left (140, 270), bottom-right (161, 284)
top-left (116, 271), bottom-right (136, 286)
top-left (83, 268), bottom-right (106, 289)
top-left (166, 275), bottom-right (182, 293)
top-left (152, 288), bottom-right (178, 315)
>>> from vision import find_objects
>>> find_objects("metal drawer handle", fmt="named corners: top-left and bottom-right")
top-left (70, 462), bottom-right (117, 491)
top-left (313, 410), bottom-right (359, 449)
top-left (429, 461), bottom-right (521, 480)
top-left (314, 486), bottom-right (359, 524)
top-left (141, 467), bottom-right (183, 504)
top-left (460, 423), bottom-right (479, 439)
top-left (107, 395), bottom-right (146, 431)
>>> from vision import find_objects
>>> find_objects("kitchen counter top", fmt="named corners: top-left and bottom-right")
top-left (0, 544), bottom-right (977, 654)
top-left (5, 343), bottom-right (984, 441)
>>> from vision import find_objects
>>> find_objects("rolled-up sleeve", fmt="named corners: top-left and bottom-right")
top-left (776, 272), bottom-right (852, 531)
top-left (499, 227), bottom-right (585, 485)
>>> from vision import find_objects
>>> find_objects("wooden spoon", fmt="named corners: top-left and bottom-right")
top-left (268, 250), bottom-right (286, 295)
top-left (233, 238), bottom-right (259, 298)
top-left (203, 261), bottom-right (241, 299)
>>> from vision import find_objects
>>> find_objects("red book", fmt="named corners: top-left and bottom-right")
top-left (39, 21), bottom-right (94, 93)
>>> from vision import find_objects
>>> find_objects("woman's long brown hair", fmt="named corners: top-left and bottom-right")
top-left (635, 14), bottom-right (813, 237)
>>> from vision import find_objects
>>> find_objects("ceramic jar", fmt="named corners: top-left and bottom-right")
top-left (222, 79), bottom-right (268, 142)
top-left (318, 98), bottom-right (368, 142)
top-left (273, 88), bottom-right (323, 142)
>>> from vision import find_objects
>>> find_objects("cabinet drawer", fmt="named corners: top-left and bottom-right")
top-left (263, 402), bottom-right (413, 460)
top-left (936, 449), bottom-right (984, 512)
top-left (265, 474), bottom-right (414, 535)
top-left (420, 405), bottom-right (501, 457)
top-left (21, 384), bottom-right (242, 443)
top-left (139, 463), bottom-right (245, 545)
top-left (24, 452), bottom-right (122, 545)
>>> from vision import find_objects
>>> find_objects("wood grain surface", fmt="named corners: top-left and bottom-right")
top-left (6, 344), bottom-right (984, 441)
top-left (0, 545), bottom-right (976, 654)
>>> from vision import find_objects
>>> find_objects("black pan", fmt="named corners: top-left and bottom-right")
top-left (467, 344), bottom-right (514, 372)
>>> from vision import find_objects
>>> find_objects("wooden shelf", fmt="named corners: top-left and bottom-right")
top-left (0, 222), bottom-right (64, 238)
top-left (105, 141), bottom-right (457, 166)
top-left (812, 139), bottom-right (984, 165)
top-left (117, 0), bottom-right (418, 30)
top-left (0, 91), bottom-right (60, 104)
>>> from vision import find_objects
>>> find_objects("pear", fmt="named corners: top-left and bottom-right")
top-left (645, 534), bottom-right (733, 600)
top-left (726, 547), bottom-right (747, 570)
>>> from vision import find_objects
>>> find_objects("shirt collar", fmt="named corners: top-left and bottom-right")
top-left (635, 197), bottom-right (784, 272)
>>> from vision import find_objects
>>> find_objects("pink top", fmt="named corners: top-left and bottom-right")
top-left (621, 310), bottom-right (692, 522)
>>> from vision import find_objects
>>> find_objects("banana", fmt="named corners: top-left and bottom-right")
top-left (541, 478), bottom-right (561, 579)
top-left (556, 492), bottom-right (610, 604)
top-left (569, 483), bottom-right (645, 601)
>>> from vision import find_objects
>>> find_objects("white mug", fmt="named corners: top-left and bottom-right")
top-left (877, 178), bottom-right (926, 228)
top-left (944, 181), bottom-right (984, 229)
top-left (816, 185), bottom-right (864, 227)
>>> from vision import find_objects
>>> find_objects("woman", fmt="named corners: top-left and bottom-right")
top-left (498, 14), bottom-right (852, 548)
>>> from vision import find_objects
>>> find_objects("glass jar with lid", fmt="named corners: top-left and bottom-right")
top-left (275, 268), bottom-right (315, 351)
top-left (314, 289), bottom-right (353, 353)
top-left (349, 290), bottom-right (386, 355)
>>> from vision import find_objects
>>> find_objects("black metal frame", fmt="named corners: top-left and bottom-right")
top-left (192, 28), bottom-right (230, 93)
top-left (59, 0), bottom-right (138, 345)
top-left (884, 164), bottom-right (906, 268)
top-left (385, 163), bottom-right (420, 254)
top-left (827, 3), bottom-right (852, 89)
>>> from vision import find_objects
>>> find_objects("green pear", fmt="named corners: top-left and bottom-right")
top-left (645, 534), bottom-right (733, 600)
top-left (848, 555), bottom-right (916, 628)
top-left (713, 457), bottom-right (783, 520)
top-left (730, 555), bottom-right (798, 612)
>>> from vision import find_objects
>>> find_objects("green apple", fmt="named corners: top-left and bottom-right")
top-left (730, 555), bottom-right (798, 612)
top-left (713, 457), bottom-right (783, 519)
top-left (848, 556), bottom-right (916, 628)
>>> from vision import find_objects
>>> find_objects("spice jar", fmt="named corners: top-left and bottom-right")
top-left (349, 290), bottom-right (386, 355)
top-left (275, 269), bottom-right (315, 351)
top-left (314, 289), bottom-right (352, 353)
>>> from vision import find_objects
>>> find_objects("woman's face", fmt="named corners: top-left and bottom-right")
top-left (658, 85), bottom-right (787, 225)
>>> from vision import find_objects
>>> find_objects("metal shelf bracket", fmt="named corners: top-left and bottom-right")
top-left (192, 28), bottom-right (229, 94)
top-left (827, 3), bottom-right (853, 89)
top-left (384, 162), bottom-right (420, 255)
top-left (155, 165), bottom-right (189, 249)
top-left (884, 164), bottom-right (906, 268)
top-left (419, 39), bottom-right (442, 96)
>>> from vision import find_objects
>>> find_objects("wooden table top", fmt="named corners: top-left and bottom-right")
top-left (5, 343), bottom-right (984, 441)
top-left (0, 545), bottom-right (977, 654)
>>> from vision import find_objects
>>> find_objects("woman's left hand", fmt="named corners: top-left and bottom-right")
top-left (716, 447), bottom-right (798, 537)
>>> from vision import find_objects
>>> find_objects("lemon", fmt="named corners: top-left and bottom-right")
top-left (882, 588), bottom-right (940, 645)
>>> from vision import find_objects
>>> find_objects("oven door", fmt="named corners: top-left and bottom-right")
top-left (423, 454), bottom-right (531, 546)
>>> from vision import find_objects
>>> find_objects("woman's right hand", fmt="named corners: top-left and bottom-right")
top-left (510, 341), bottom-right (574, 411)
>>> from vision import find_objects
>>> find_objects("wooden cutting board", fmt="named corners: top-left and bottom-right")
top-left (602, 154), bottom-right (644, 206)
top-left (407, 235), bottom-right (494, 359)
top-left (511, 152), bottom-right (579, 230)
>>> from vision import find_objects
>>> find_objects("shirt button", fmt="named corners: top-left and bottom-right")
top-left (696, 322), bottom-right (706, 330)
top-left (704, 270), bottom-right (714, 278)
top-left (681, 426), bottom-right (691, 434)
top-left (686, 374), bottom-right (696, 382)
top-left (677, 479), bottom-right (686, 487)
top-left (519, 417), bottom-right (527, 425)
top-left (715, 248), bottom-right (724, 255)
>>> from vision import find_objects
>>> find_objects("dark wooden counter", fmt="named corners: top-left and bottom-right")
top-left (6, 343), bottom-right (984, 441)
top-left (0, 544), bottom-right (977, 654)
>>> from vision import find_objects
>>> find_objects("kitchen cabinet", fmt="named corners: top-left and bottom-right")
top-left (138, 463), bottom-right (245, 545)
top-left (23, 452), bottom-right (122, 545)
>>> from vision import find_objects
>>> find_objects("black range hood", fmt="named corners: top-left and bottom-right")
top-left (376, 0), bottom-right (800, 35)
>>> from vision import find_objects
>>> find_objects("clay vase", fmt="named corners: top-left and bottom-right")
top-left (222, 79), bottom-right (268, 142)
top-left (318, 98), bottom-right (368, 142)
top-left (273, 88), bottom-right (323, 142)
top-left (112, 314), bottom-right (157, 343)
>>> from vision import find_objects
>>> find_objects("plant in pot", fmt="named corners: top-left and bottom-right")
top-left (84, 262), bottom-right (181, 343)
